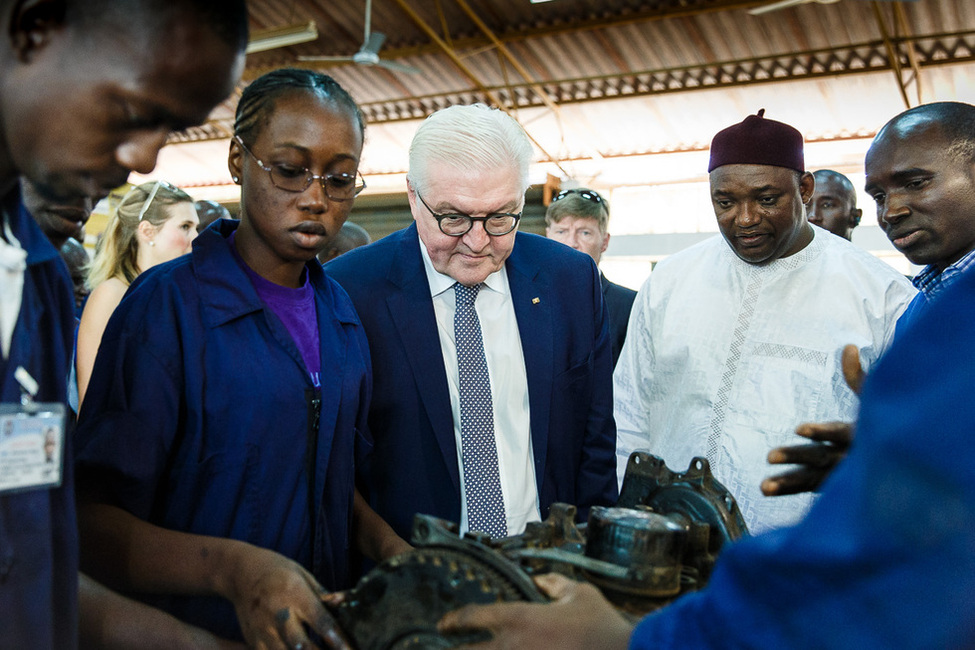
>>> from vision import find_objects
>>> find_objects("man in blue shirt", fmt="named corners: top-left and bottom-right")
top-left (865, 101), bottom-right (975, 333)
top-left (763, 100), bottom-right (975, 498)
top-left (0, 0), bottom-right (247, 647)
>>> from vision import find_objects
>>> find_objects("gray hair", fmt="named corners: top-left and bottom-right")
top-left (407, 104), bottom-right (534, 195)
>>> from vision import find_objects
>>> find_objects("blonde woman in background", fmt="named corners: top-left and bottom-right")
top-left (77, 181), bottom-right (199, 405)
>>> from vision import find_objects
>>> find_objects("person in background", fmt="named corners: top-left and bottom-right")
top-left (76, 180), bottom-right (198, 406)
top-left (0, 0), bottom-right (248, 648)
top-left (195, 198), bottom-right (233, 233)
top-left (805, 169), bottom-right (862, 241)
top-left (613, 110), bottom-right (914, 533)
top-left (326, 104), bottom-right (617, 544)
top-left (74, 68), bottom-right (409, 648)
top-left (60, 238), bottom-right (90, 314)
top-left (318, 220), bottom-right (371, 263)
top-left (545, 188), bottom-right (635, 367)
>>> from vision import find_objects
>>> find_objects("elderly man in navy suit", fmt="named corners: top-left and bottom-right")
top-left (326, 104), bottom-right (617, 541)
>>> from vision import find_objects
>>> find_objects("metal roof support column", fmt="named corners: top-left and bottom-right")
top-left (872, 0), bottom-right (917, 109)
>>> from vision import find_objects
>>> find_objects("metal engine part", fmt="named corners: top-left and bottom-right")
top-left (331, 453), bottom-right (748, 648)
top-left (614, 451), bottom-right (749, 591)
top-left (330, 544), bottom-right (545, 650)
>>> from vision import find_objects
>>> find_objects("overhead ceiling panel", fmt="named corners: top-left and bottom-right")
top-left (151, 0), bottom-right (974, 197)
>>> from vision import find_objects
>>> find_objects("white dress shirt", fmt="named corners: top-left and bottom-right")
top-left (0, 217), bottom-right (27, 359)
top-left (419, 241), bottom-right (540, 536)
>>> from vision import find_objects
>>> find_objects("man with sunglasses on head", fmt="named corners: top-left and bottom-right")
top-left (546, 188), bottom-right (636, 367)
top-left (326, 104), bottom-right (617, 544)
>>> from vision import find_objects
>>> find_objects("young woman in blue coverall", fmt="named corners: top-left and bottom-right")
top-left (74, 69), bottom-right (410, 649)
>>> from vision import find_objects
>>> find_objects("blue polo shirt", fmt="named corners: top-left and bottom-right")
top-left (895, 248), bottom-right (975, 337)
top-left (74, 219), bottom-right (372, 639)
top-left (0, 197), bottom-right (78, 649)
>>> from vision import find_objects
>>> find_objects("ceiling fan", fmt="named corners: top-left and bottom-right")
top-left (298, 0), bottom-right (420, 74)
top-left (749, 0), bottom-right (916, 16)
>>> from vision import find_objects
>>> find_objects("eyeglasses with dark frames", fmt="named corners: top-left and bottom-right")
top-left (234, 135), bottom-right (365, 201)
top-left (554, 188), bottom-right (604, 205)
top-left (416, 192), bottom-right (521, 237)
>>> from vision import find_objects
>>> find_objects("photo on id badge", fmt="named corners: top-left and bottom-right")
top-left (0, 403), bottom-right (66, 495)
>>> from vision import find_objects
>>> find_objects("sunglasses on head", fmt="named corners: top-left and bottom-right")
top-left (554, 188), bottom-right (603, 204)
top-left (135, 180), bottom-right (181, 221)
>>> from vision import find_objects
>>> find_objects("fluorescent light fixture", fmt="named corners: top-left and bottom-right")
top-left (530, 0), bottom-right (559, 3)
top-left (247, 21), bottom-right (318, 54)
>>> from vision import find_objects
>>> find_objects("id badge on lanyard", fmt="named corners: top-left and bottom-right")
top-left (0, 366), bottom-right (66, 495)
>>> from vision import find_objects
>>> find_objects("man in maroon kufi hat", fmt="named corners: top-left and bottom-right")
top-left (613, 110), bottom-right (914, 532)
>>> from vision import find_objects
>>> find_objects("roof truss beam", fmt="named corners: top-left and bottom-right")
top-left (171, 30), bottom-right (975, 143)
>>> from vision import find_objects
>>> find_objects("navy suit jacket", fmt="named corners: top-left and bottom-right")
top-left (600, 273), bottom-right (637, 368)
top-left (326, 223), bottom-right (618, 540)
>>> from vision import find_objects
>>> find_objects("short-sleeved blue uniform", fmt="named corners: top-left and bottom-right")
top-left (74, 219), bottom-right (372, 639)
top-left (629, 264), bottom-right (975, 649)
top-left (0, 198), bottom-right (78, 649)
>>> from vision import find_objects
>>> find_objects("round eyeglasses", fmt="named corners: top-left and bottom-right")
top-left (416, 192), bottom-right (521, 237)
top-left (234, 135), bottom-right (365, 201)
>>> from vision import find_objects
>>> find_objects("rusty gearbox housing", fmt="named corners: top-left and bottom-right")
top-left (330, 453), bottom-right (748, 649)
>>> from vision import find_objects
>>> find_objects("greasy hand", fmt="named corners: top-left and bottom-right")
top-left (761, 345), bottom-right (862, 497)
top-left (762, 421), bottom-right (853, 495)
top-left (438, 573), bottom-right (633, 650)
top-left (229, 549), bottom-right (352, 650)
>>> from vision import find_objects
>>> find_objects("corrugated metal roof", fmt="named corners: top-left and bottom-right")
top-left (148, 0), bottom-right (974, 195)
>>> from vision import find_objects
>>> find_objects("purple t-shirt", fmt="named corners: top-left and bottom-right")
top-left (230, 233), bottom-right (321, 388)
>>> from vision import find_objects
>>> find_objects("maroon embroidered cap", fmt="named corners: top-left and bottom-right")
top-left (708, 109), bottom-right (805, 173)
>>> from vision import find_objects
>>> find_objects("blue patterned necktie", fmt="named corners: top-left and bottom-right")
top-left (453, 282), bottom-right (507, 538)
